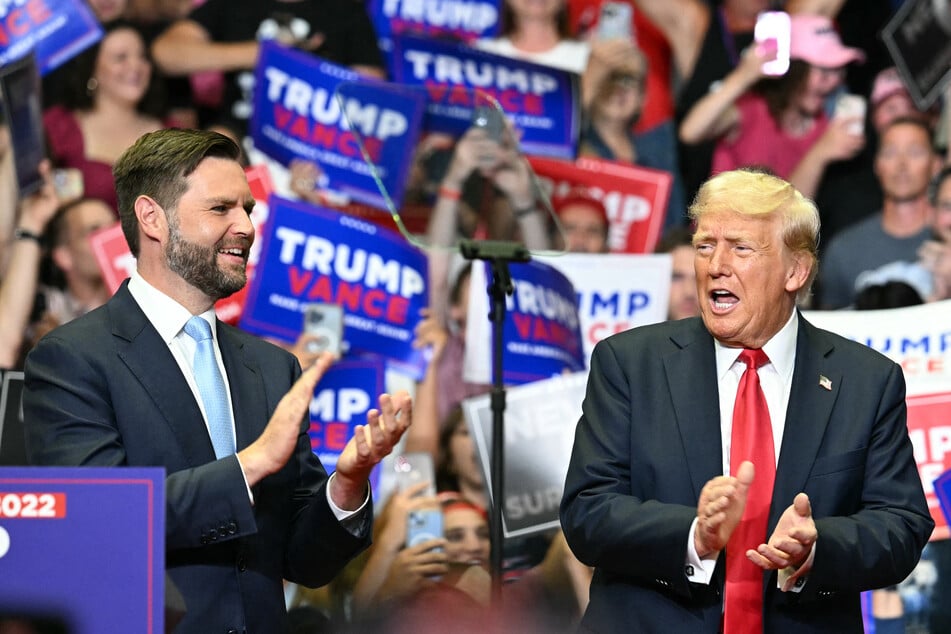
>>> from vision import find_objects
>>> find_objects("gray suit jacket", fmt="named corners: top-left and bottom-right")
top-left (23, 282), bottom-right (369, 633)
top-left (561, 314), bottom-right (933, 633)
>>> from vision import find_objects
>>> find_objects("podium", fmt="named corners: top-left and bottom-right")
top-left (0, 467), bottom-right (165, 633)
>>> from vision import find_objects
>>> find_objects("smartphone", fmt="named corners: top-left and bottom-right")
top-left (406, 507), bottom-right (443, 547)
top-left (597, 2), bottom-right (633, 41)
top-left (470, 105), bottom-right (505, 142)
top-left (394, 452), bottom-right (436, 497)
top-left (833, 93), bottom-right (866, 135)
top-left (52, 168), bottom-right (84, 202)
top-left (754, 11), bottom-right (791, 77)
top-left (302, 302), bottom-right (343, 355)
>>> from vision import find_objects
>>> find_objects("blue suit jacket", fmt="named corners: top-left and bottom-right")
top-left (561, 314), bottom-right (933, 633)
top-left (23, 282), bottom-right (369, 633)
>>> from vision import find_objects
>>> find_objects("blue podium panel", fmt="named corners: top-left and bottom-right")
top-left (0, 467), bottom-right (165, 634)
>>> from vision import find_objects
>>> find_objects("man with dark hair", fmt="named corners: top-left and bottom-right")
top-left (23, 129), bottom-right (412, 633)
top-left (561, 168), bottom-right (932, 632)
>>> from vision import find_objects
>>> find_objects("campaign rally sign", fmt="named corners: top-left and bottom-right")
top-left (0, 0), bottom-right (101, 75)
top-left (936, 467), bottom-right (951, 526)
top-left (309, 357), bottom-right (384, 476)
top-left (0, 466), bottom-right (164, 633)
top-left (251, 41), bottom-right (426, 211)
top-left (369, 0), bottom-right (501, 52)
top-left (241, 196), bottom-right (428, 378)
top-left (389, 34), bottom-right (580, 159)
top-left (531, 156), bottom-right (672, 253)
top-left (540, 253), bottom-right (672, 364)
top-left (881, 0), bottom-right (951, 109)
top-left (807, 301), bottom-right (951, 540)
top-left (462, 372), bottom-right (586, 537)
top-left (465, 258), bottom-right (585, 385)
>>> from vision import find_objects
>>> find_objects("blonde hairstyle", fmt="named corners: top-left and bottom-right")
top-left (688, 168), bottom-right (820, 299)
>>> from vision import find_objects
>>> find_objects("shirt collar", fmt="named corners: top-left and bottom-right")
top-left (127, 271), bottom-right (218, 343)
top-left (714, 309), bottom-right (799, 381)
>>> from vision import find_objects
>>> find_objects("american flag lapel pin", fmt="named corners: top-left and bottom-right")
top-left (819, 375), bottom-right (832, 391)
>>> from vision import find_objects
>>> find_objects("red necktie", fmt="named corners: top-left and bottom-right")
top-left (723, 348), bottom-right (774, 634)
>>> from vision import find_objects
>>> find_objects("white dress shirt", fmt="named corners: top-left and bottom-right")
top-left (127, 272), bottom-right (365, 523)
top-left (685, 310), bottom-right (811, 591)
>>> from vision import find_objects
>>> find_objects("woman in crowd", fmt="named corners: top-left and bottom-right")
top-left (578, 45), bottom-right (686, 222)
top-left (678, 14), bottom-right (865, 185)
top-left (43, 20), bottom-right (168, 212)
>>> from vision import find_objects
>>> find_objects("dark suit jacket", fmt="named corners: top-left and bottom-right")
top-left (23, 283), bottom-right (369, 634)
top-left (561, 314), bottom-right (933, 633)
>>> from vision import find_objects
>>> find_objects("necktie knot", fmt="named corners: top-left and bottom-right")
top-left (184, 316), bottom-right (213, 343)
top-left (739, 348), bottom-right (769, 371)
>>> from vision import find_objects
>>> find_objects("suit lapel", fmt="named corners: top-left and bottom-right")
top-left (771, 315), bottom-right (840, 529)
top-left (108, 283), bottom-right (217, 464)
top-left (665, 320), bottom-right (723, 501)
top-left (217, 325), bottom-right (268, 451)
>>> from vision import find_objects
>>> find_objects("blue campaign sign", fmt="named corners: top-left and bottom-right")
top-left (369, 0), bottom-right (501, 52)
top-left (308, 358), bottom-right (385, 469)
top-left (250, 41), bottom-right (426, 211)
top-left (499, 259), bottom-right (585, 383)
top-left (0, 466), bottom-right (164, 633)
top-left (389, 34), bottom-right (580, 159)
top-left (240, 196), bottom-right (429, 378)
top-left (0, 0), bottom-right (101, 75)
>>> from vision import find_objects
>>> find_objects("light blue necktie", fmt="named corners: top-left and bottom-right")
top-left (183, 316), bottom-right (235, 459)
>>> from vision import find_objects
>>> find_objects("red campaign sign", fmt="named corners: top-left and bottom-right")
top-left (89, 222), bottom-right (135, 294)
top-left (907, 391), bottom-right (951, 541)
top-left (529, 156), bottom-right (671, 254)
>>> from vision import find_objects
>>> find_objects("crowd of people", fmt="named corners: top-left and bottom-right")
top-left (0, 1), bottom-right (949, 633)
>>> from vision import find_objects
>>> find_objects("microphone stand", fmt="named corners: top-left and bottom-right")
top-left (458, 238), bottom-right (530, 608)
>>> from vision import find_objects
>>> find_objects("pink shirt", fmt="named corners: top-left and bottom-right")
top-left (712, 94), bottom-right (828, 179)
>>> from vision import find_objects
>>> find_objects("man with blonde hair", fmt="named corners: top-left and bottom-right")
top-left (562, 168), bottom-right (932, 632)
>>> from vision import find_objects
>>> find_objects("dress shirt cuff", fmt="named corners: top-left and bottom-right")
top-left (778, 540), bottom-right (816, 592)
top-left (234, 454), bottom-right (255, 505)
top-left (685, 518), bottom-right (719, 584)
top-left (326, 472), bottom-right (370, 536)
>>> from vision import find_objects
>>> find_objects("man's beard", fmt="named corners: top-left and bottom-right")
top-left (165, 221), bottom-right (247, 301)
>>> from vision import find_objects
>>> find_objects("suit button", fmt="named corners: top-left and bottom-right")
top-left (219, 523), bottom-right (229, 536)
top-left (237, 556), bottom-right (247, 572)
top-left (228, 521), bottom-right (238, 534)
top-left (209, 529), bottom-right (218, 541)
top-left (200, 535), bottom-right (209, 545)
top-left (227, 629), bottom-right (239, 634)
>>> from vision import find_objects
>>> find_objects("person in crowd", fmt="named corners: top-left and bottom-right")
top-left (561, 167), bottom-right (933, 632)
top-left (818, 117), bottom-right (940, 308)
top-left (654, 225), bottom-right (699, 321)
top-left (571, 0), bottom-right (688, 228)
top-left (800, 63), bottom-right (940, 245)
top-left (24, 198), bottom-right (116, 350)
top-left (578, 45), bottom-right (686, 223)
top-left (0, 162), bottom-right (60, 369)
top-left (631, 0), bottom-right (857, 201)
top-left (550, 187), bottom-right (610, 254)
top-left (679, 14), bottom-right (865, 186)
top-left (151, 0), bottom-right (384, 137)
top-left (21, 129), bottom-right (413, 633)
top-left (918, 165), bottom-right (951, 301)
top-left (44, 20), bottom-right (169, 212)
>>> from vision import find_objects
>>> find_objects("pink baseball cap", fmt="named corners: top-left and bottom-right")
top-left (789, 14), bottom-right (865, 68)
top-left (870, 67), bottom-right (910, 107)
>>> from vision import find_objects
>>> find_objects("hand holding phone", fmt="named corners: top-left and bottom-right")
top-left (597, 2), bottom-right (633, 41)
top-left (754, 11), bottom-right (791, 76)
top-left (833, 94), bottom-right (866, 136)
